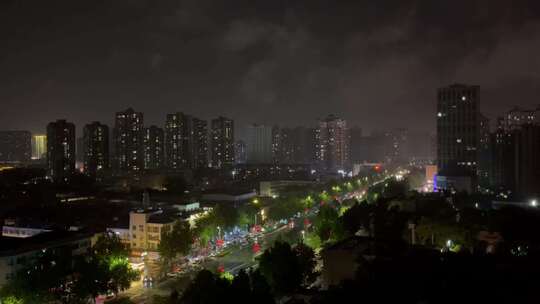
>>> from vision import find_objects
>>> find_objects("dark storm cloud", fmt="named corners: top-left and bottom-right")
top-left (1, 0), bottom-right (540, 136)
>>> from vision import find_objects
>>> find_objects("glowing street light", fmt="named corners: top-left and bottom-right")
top-left (531, 199), bottom-right (538, 207)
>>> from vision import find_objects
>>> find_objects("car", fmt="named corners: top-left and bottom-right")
top-left (143, 276), bottom-right (154, 288)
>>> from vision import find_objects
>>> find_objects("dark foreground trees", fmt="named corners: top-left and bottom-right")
top-left (0, 234), bottom-right (139, 304)
top-left (176, 269), bottom-right (275, 304)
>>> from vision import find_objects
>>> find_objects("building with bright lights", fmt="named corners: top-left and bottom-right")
top-left (165, 113), bottom-right (208, 170)
top-left (143, 125), bottom-right (164, 170)
top-left (47, 120), bottom-right (76, 183)
top-left (436, 84), bottom-right (480, 191)
top-left (210, 116), bottom-right (234, 168)
top-left (113, 108), bottom-right (144, 173)
top-left (129, 210), bottom-right (176, 252)
top-left (315, 115), bottom-right (350, 173)
top-left (83, 122), bottom-right (109, 179)
top-left (165, 112), bottom-right (190, 170)
top-left (31, 134), bottom-right (47, 160)
top-left (0, 131), bottom-right (31, 163)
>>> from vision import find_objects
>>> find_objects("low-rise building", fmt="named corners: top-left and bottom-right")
top-left (173, 202), bottom-right (200, 212)
top-left (0, 231), bottom-right (96, 287)
top-left (107, 227), bottom-right (131, 247)
top-left (129, 210), bottom-right (177, 253)
top-left (1, 226), bottom-right (52, 238)
top-left (259, 180), bottom-right (315, 197)
top-left (201, 190), bottom-right (257, 203)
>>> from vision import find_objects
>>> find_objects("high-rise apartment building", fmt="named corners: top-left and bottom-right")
top-left (490, 107), bottom-right (540, 197)
top-left (271, 126), bottom-right (281, 164)
top-left (191, 117), bottom-right (208, 169)
top-left (349, 127), bottom-right (363, 164)
top-left (234, 140), bottom-right (247, 164)
top-left (502, 106), bottom-right (540, 131)
top-left (0, 131), bottom-right (31, 163)
top-left (477, 114), bottom-right (491, 187)
top-left (382, 128), bottom-right (409, 164)
top-left (316, 115), bottom-right (350, 172)
top-left (246, 124), bottom-right (273, 164)
top-left (47, 120), bottom-right (76, 183)
top-left (113, 108), bottom-right (144, 173)
top-left (143, 126), bottom-right (164, 170)
top-left (272, 127), bottom-right (315, 165)
top-left (210, 116), bottom-right (234, 168)
top-left (31, 135), bottom-right (47, 160)
top-left (83, 122), bottom-right (109, 179)
top-left (165, 112), bottom-right (190, 170)
top-left (165, 113), bottom-right (208, 170)
top-left (436, 84), bottom-right (480, 177)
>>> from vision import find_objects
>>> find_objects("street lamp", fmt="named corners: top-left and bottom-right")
top-left (531, 199), bottom-right (538, 207)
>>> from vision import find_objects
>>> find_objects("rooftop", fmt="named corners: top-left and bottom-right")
top-left (0, 230), bottom-right (95, 257)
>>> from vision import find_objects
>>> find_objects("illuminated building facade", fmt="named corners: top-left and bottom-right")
top-left (211, 116), bottom-right (234, 168)
top-left (316, 115), bottom-right (350, 172)
top-left (31, 135), bottom-right (47, 160)
top-left (165, 113), bottom-right (208, 170)
top-left (83, 122), bottom-right (109, 179)
top-left (165, 112), bottom-right (190, 169)
top-left (143, 125), bottom-right (164, 170)
top-left (113, 108), bottom-right (144, 173)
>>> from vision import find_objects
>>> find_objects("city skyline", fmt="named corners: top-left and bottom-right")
top-left (3, 1), bottom-right (540, 135)
top-left (3, 2), bottom-right (540, 303)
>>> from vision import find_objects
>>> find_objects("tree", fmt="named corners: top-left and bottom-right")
top-left (0, 233), bottom-right (138, 304)
top-left (294, 242), bottom-right (318, 287)
top-left (340, 202), bottom-right (373, 236)
top-left (230, 270), bottom-right (251, 303)
top-left (213, 204), bottom-right (239, 230)
top-left (92, 234), bottom-right (139, 295)
top-left (159, 221), bottom-right (194, 265)
top-left (249, 269), bottom-right (276, 304)
top-left (0, 248), bottom-right (71, 303)
top-left (415, 217), bottom-right (473, 251)
top-left (304, 232), bottom-right (322, 250)
top-left (181, 270), bottom-right (231, 304)
top-left (313, 204), bottom-right (341, 242)
top-left (178, 269), bottom-right (275, 304)
top-left (259, 241), bottom-right (314, 295)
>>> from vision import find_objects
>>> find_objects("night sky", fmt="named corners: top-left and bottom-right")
top-left (2, 0), bottom-right (540, 137)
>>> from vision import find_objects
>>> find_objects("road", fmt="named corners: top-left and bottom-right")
top-left (122, 220), bottom-right (303, 303)
top-left (119, 176), bottom-right (389, 303)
